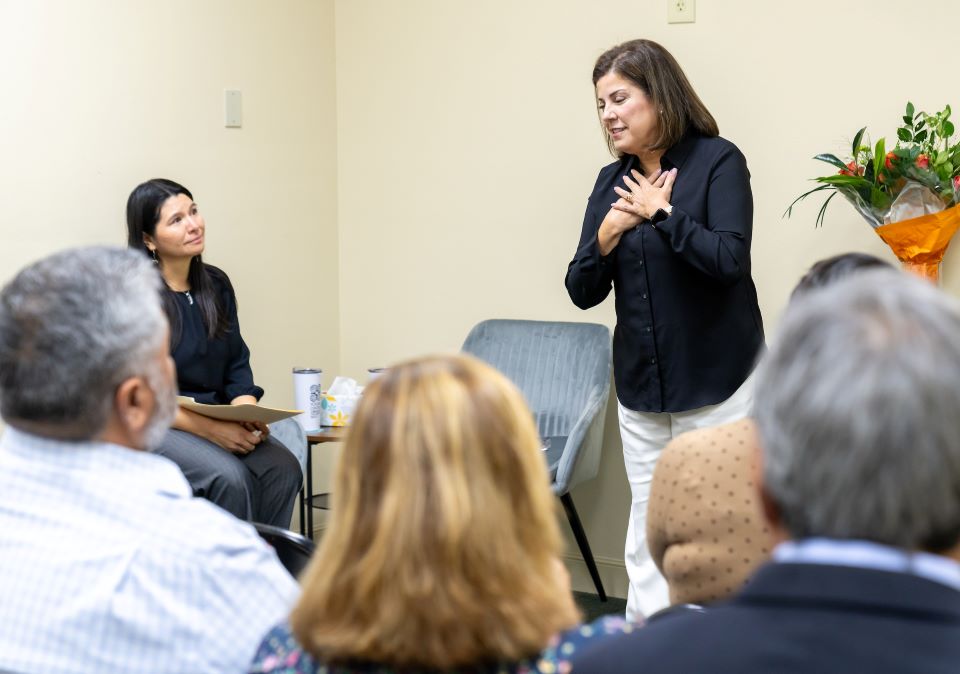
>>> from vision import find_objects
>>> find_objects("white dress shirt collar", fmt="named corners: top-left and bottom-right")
top-left (774, 537), bottom-right (960, 593)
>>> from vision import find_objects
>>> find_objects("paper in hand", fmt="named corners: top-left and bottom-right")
top-left (176, 396), bottom-right (302, 424)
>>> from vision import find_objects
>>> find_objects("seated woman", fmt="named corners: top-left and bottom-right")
top-left (126, 178), bottom-right (302, 527)
top-left (249, 354), bottom-right (633, 673)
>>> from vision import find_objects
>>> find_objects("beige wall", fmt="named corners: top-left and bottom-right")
top-left (334, 0), bottom-right (960, 596)
top-left (5, 0), bottom-right (959, 599)
top-left (0, 0), bottom-right (339, 412)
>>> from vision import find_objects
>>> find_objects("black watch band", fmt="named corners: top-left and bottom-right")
top-left (651, 207), bottom-right (672, 225)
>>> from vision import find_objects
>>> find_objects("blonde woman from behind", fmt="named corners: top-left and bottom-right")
top-left (249, 355), bottom-right (632, 674)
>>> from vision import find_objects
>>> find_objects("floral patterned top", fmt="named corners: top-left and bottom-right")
top-left (248, 616), bottom-right (635, 674)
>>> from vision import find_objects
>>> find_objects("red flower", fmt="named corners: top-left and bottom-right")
top-left (954, 175), bottom-right (960, 190)
top-left (916, 154), bottom-right (930, 169)
top-left (885, 152), bottom-right (896, 170)
top-left (839, 160), bottom-right (864, 177)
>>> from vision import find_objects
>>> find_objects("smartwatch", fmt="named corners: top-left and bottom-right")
top-left (651, 204), bottom-right (673, 225)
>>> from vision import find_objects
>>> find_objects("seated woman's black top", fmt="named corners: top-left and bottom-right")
top-left (169, 268), bottom-right (264, 405)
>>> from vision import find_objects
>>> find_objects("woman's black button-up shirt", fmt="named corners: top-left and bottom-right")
top-left (170, 271), bottom-right (264, 405)
top-left (566, 133), bottom-right (764, 413)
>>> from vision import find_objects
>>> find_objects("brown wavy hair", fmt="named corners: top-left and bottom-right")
top-left (290, 354), bottom-right (579, 669)
top-left (593, 38), bottom-right (718, 155)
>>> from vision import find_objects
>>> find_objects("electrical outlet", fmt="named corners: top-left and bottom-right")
top-left (667, 0), bottom-right (695, 23)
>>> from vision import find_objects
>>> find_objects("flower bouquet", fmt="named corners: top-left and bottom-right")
top-left (787, 103), bottom-right (960, 282)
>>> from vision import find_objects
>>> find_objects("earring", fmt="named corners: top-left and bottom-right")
top-left (150, 249), bottom-right (158, 264)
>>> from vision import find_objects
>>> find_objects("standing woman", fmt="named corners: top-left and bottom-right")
top-left (127, 178), bottom-right (302, 527)
top-left (565, 40), bottom-right (764, 619)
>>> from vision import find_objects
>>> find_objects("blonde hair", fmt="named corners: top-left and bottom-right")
top-left (290, 354), bottom-right (579, 668)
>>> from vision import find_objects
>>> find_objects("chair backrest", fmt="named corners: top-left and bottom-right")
top-left (253, 522), bottom-right (316, 580)
top-left (462, 319), bottom-right (611, 492)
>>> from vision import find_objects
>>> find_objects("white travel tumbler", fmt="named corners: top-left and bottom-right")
top-left (292, 367), bottom-right (323, 433)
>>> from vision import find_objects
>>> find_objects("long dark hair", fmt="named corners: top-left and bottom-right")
top-left (126, 178), bottom-right (231, 345)
top-left (593, 39), bottom-right (718, 155)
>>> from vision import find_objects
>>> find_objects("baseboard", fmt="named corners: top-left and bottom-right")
top-left (563, 552), bottom-right (628, 599)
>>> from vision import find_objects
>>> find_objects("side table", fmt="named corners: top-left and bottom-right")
top-left (301, 426), bottom-right (347, 540)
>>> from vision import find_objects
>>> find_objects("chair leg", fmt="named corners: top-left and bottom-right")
top-left (298, 485), bottom-right (306, 537)
top-left (560, 492), bottom-right (607, 601)
top-left (305, 442), bottom-right (315, 540)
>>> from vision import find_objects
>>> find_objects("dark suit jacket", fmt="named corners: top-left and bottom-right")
top-left (572, 561), bottom-right (960, 673)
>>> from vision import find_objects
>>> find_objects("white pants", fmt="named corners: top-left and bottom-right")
top-left (620, 374), bottom-right (755, 620)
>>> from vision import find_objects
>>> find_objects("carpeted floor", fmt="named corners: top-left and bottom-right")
top-left (574, 591), bottom-right (626, 622)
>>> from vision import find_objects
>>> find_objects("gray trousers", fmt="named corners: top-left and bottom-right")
top-left (154, 429), bottom-right (303, 528)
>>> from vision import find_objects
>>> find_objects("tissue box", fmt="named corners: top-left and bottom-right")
top-left (320, 393), bottom-right (360, 427)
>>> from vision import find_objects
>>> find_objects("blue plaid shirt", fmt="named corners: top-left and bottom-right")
top-left (0, 426), bottom-right (299, 674)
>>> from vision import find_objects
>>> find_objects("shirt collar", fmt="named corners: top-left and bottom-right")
top-left (661, 131), bottom-right (698, 170)
top-left (774, 538), bottom-right (960, 593)
top-left (620, 130), bottom-right (698, 173)
top-left (0, 425), bottom-right (192, 499)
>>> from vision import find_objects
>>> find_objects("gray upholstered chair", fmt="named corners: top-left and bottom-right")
top-left (462, 319), bottom-right (611, 600)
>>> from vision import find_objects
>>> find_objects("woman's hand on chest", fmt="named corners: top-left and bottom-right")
top-left (612, 167), bottom-right (676, 220)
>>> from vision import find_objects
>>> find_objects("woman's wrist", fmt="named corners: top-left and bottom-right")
top-left (597, 225), bottom-right (621, 256)
top-left (175, 408), bottom-right (212, 439)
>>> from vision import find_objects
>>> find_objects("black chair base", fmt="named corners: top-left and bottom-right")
top-left (561, 492), bottom-right (607, 601)
top-left (253, 522), bottom-right (316, 579)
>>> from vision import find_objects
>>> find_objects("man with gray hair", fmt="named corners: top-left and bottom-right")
top-left (0, 247), bottom-right (298, 674)
top-left (574, 270), bottom-right (960, 673)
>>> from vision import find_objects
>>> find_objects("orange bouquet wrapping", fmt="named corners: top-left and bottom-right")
top-left (875, 203), bottom-right (960, 282)
top-left (787, 102), bottom-right (960, 283)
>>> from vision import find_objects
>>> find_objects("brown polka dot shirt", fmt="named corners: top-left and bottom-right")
top-left (646, 418), bottom-right (773, 605)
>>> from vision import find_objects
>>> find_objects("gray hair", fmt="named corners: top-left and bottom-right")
top-left (754, 270), bottom-right (960, 552)
top-left (0, 246), bottom-right (167, 438)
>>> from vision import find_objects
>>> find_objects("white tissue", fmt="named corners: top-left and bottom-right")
top-left (319, 376), bottom-right (364, 426)
top-left (327, 376), bottom-right (363, 397)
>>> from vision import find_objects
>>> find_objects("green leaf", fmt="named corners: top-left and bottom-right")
top-left (898, 128), bottom-right (913, 142)
top-left (907, 101), bottom-right (915, 117)
top-left (874, 137), bottom-right (886, 187)
top-left (945, 121), bottom-right (955, 136)
top-left (915, 121), bottom-right (925, 131)
top-left (814, 153), bottom-right (851, 171)
top-left (784, 184), bottom-right (833, 219)
top-left (870, 186), bottom-right (891, 211)
top-left (814, 191), bottom-right (838, 228)
top-left (903, 116), bottom-right (913, 125)
top-left (916, 130), bottom-right (928, 143)
top-left (851, 127), bottom-right (866, 156)
top-left (815, 174), bottom-right (871, 186)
